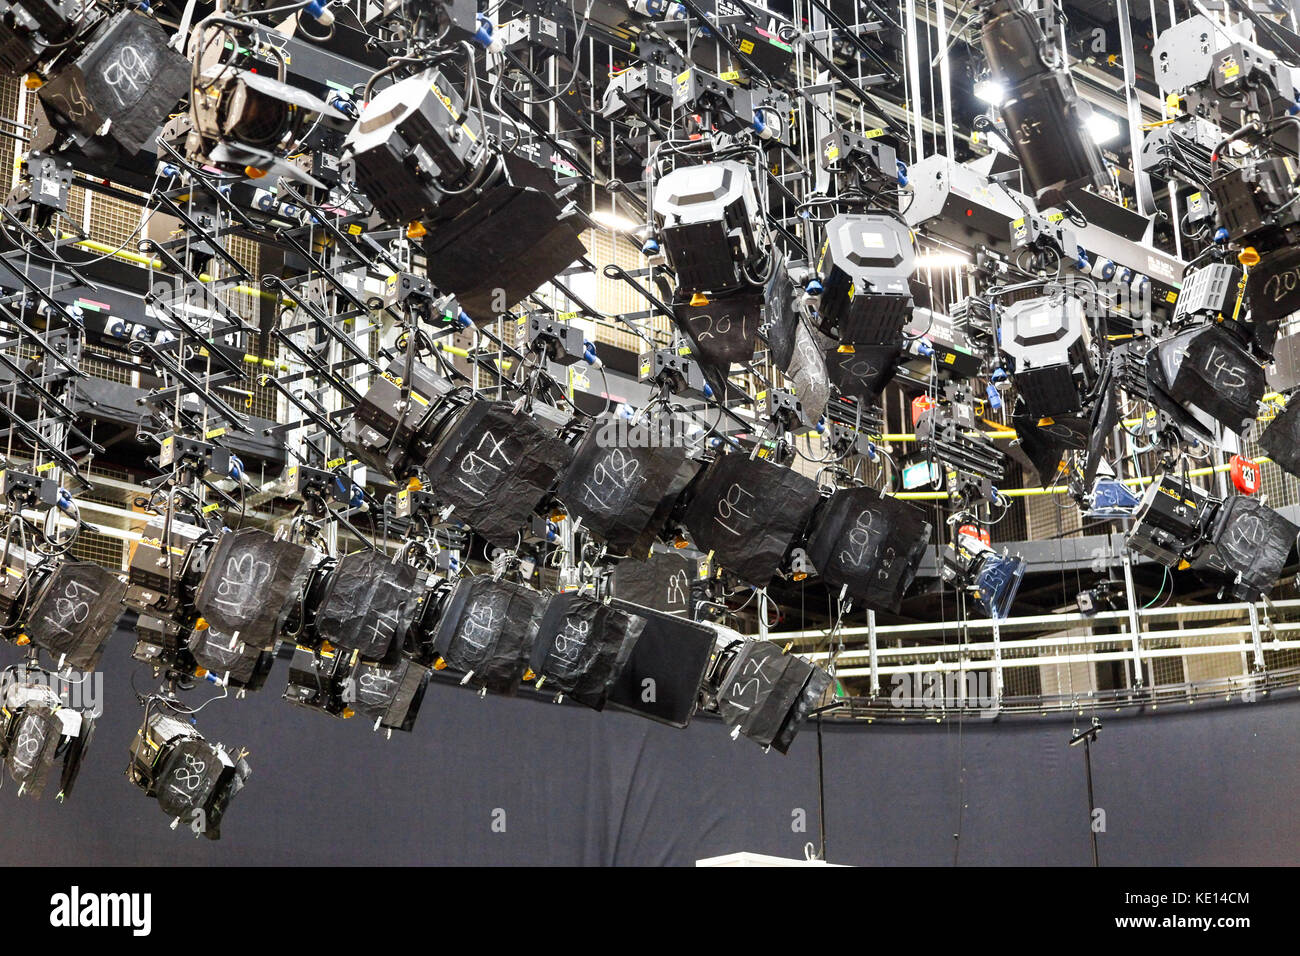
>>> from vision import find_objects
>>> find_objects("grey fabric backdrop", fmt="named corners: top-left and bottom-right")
top-left (2, 625), bottom-right (1297, 865)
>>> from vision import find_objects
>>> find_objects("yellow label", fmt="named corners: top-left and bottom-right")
top-left (825, 145), bottom-right (840, 162)
top-left (35, 461), bottom-right (56, 473)
top-left (347, 224), bottom-right (362, 236)
top-left (718, 70), bottom-right (740, 82)
top-left (864, 128), bottom-right (884, 138)
top-left (202, 502), bottom-right (220, 513)
top-left (205, 427), bottom-right (225, 439)
top-left (739, 39), bottom-right (754, 54)
top-left (1047, 212), bottom-right (1064, 222)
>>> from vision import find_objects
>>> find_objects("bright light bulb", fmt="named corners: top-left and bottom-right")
top-left (974, 78), bottom-right (1005, 106)
top-left (1086, 112), bottom-right (1121, 144)
top-left (590, 209), bottom-right (639, 232)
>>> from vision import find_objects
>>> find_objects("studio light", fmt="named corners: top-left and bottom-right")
top-left (128, 707), bottom-right (250, 840)
top-left (529, 591), bottom-right (646, 710)
top-left (1147, 324), bottom-right (1266, 437)
top-left (681, 452), bottom-right (821, 588)
top-left (18, 560), bottom-right (127, 671)
top-left (193, 528), bottom-right (319, 653)
top-left (941, 528), bottom-right (1026, 621)
top-left (998, 295), bottom-right (1094, 418)
top-left (978, 0), bottom-right (1108, 200)
top-left (704, 635), bottom-right (830, 753)
top-left (37, 10), bottom-right (190, 159)
top-left (1187, 495), bottom-right (1299, 601)
top-left (1127, 475), bottom-right (1210, 567)
top-left (422, 398), bottom-right (575, 549)
top-left (349, 658), bottom-right (431, 734)
top-left (804, 485), bottom-right (932, 612)
top-left (605, 599), bottom-right (716, 728)
top-left (814, 213), bottom-right (915, 345)
top-left (429, 575), bottom-right (546, 695)
top-left (0, 668), bottom-right (94, 800)
top-left (555, 412), bottom-right (701, 557)
top-left (306, 549), bottom-right (421, 665)
top-left (651, 160), bottom-right (767, 295)
top-left (1085, 112), bottom-right (1121, 145)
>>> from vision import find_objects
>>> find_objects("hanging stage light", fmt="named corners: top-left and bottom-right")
top-left (346, 361), bottom-right (470, 483)
top-left (803, 485), bottom-right (932, 612)
top-left (422, 399), bottom-right (575, 549)
top-left (941, 529), bottom-right (1026, 621)
top-left (127, 708), bottom-right (250, 840)
top-left (1258, 398), bottom-right (1300, 480)
top-left (429, 575), bottom-right (546, 695)
top-left (1187, 494), bottom-right (1299, 601)
top-left (554, 412), bottom-right (701, 557)
top-left (348, 658), bottom-right (431, 734)
top-left (814, 213), bottom-right (915, 345)
top-left (704, 636), bottom-right (830, 753)
top-left (652, 160), bottom-right (766, 296)
top-left (605, 598), bottom-right (716, 728)
top-left (0, 670), bottom-right (94, 800)
top-left (1147, 323), bottom-right (1267, 438)
top-left (1127, 475), bottom-right (1211, 568)
top-left (193, 528), bottom-right (319, 652)
top-left (681, 452), bottom-right (821, 589)
top-left (308, 550), bottom-right (422, 665)
top-left (17, 560), bottom-right (127, 671)
top-left (528, 591), bottom-right (646, 710)
top-left (345, 68), bottom-right (491, 224)
top-left (977, 0), bottom-right (1108, 202)
top-left (186, 624), bottom-right (275, 692)
top-left (37, 10), bottom-right (191, 159)
top-left (997, 295), bottom-right (1094, 419)
top-left (610, 546), bottom-right (712, 618)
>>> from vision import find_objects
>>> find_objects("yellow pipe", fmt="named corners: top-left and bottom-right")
top-left (69, 236), bottom-right (287, 305)
top-left (892, 457), bottom-right (1275, 501)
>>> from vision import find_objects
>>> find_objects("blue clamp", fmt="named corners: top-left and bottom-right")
top-left (305, 0), bottom-right (333, 22)
top-left (896, 159), bottom-right (908, 186)
top-left (474, 13), bottom-right (495, 48)
top-left (805, 278), bottom-right (824, 296)
top-left (641, 237), bottom-right (660, 255)
top-left (1214, 227), bottom-right (1229, 244)
top-left (985, 380), bottom-right (1003, 411)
